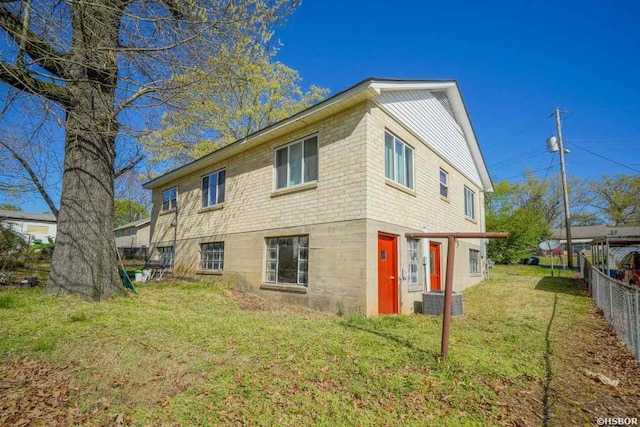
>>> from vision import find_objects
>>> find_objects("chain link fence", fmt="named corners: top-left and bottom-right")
top-left (579, 254), bottom-right (640, 361)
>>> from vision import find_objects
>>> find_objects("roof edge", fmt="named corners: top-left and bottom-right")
top-left (143, 77), bottom-right (379, 190)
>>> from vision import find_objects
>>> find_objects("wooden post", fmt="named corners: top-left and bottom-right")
top-left (406, 232), bottom-right (508, 358)
top-left (441, 235), bottom-right (456, 358)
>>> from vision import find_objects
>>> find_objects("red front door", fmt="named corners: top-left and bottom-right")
top-left (430, 242), bottom-right (442, 291)
top-left (378, 233), bottom-right (398, 314)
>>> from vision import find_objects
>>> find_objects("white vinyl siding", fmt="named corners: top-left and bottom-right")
top-left (464, 186), bottom-right (475, 219)
top-left (161, 187), bottom-right (177, 211)
top-left (384, 131), bottom-right (414, 189)
top-left (201, 242), bottom-right (224, 271)
top-left (265, 236), bottom-right (309, 286)
top-left (201, 169), bottom-right (226, 207)
top-left (377, 89), bottom-right (483, 188)
top-left (275, 135), bottom-right (318, 189)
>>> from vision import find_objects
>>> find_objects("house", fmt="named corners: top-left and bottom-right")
top-left (0, 209), bottom-right (57, 244)
top-left (551, 225), bottom-right (640, 254)
top-left (114, 218), bottom-right (151, 259)
top-left (143, 78), bottom-right (493, 316)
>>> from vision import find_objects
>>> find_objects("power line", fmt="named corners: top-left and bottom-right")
top-left (495, 163), bottom-right (559, 182)
top-left (564, 141), bottom-right (640, 174)
top-left (484, 118), bottom-right (548, 150)
top-left (542, 152), bottom-right (557, 184)
top-left (489, 149), bottom-right (549, 171)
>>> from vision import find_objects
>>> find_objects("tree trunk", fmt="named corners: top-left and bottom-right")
top-left (45, 0), bottom-right (126, 300)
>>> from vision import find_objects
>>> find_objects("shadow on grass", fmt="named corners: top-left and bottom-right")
top-left (534, 277), bottom-right (586, 297)
top-left (542, 293), bottom-right (558, 427)
top-left (341, 321), bottom-right (439, 362)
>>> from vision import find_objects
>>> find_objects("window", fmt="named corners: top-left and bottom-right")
top-left (440, 169), bottom-right (449, 198)
top-left (469, 249), bottom-right (481, 275)
top-left (408, 239), bottom-right (420, 285)
top-left (202, 170), bottom-right (226, 207)
top-left (265, 235), bottom-right (309, 286)
top-left (162, 187), bottom-right (177, 211)
top-left (275, 135), bottom-right (318, 189)
top-left (384, 131), bottom-right (414, 189)
top-left (464, 186), bottom-right (475, 219)
top-left (201, 242), bottom-right (224, 271)
top-left (158, 246), bottom-right (174, 266)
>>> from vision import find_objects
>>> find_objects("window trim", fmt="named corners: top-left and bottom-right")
top-left (464, 186), bottom-right (476, 220)
top-left (469, 248), bottom-right (481, 276)
top-left (161, 186), bottom-right (178, 212)
top-left (384, 130), bottom-right (415, 190)
top-left (273, 133), bottom-right (319, 190)
top-left (407, 239), bottom-right (421, 287)
top-left (264, 235), bottom-right (309, 287)
top-left (157, 246), bottom-right (174, 267)
top-left (440, 169), bottom-right (449, 199)
top-left (201, 169), bottom-right (226, 208)
top-left (200, 241), bottom-right (224, 272)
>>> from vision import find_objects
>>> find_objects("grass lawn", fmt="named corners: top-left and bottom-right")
top-left (1, 266), bottom-right (638, 426)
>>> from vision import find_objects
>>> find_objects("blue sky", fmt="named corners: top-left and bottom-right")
top-left (274, 0), bottom-right (640, 184)
top-left (4, 0), bottom-right (639, 213)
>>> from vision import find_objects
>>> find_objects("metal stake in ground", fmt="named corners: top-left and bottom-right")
top-left (406, 232), bottom-right (508, 358)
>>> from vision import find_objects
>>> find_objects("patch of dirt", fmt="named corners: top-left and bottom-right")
top-left (226, 289), bottom-right (325, 317)
top-left (546, 303), bottom-right (640, 424)
top-left (494, 287), bottom-right (640, 426)
top-left (227, 289), bottom-right (279, 311)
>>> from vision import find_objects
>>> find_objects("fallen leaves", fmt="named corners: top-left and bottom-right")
top-left (0, 356), bottom-right (83, 427)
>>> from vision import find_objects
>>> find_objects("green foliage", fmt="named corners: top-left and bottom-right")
top-left (486, 180), bottom-right (550, 263)
top-left (0, 203), bottom-right (21, 211)
top-left (589, 174), bottom-right (640, 226)
top-left (143, 38), bottom-right (329, 175)
top-left (0, 224), bottom-right (26, 270)
top-left (114, 198), bottom-right (149, 227)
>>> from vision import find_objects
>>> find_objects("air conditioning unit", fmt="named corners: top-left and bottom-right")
top-left (422, 291), bottom-right (464, 316)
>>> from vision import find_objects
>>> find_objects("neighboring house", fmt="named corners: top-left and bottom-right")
top-left (0, 209), bottom-right (57, 244)
top-left (114, 218), bottom-right (151, 259)
top-left (143, 78), bottom-right (494, 316)
top-left (551, 225), bottom-right (640, 254)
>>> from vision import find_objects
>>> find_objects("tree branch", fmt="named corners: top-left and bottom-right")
top-left (0, 3), bottom-right (68, 77)
top-left (0, 138), bottom-right (58, 218)
top-left (115, 154), bottom-right (144, 179)
top-left (0, 60), bottom-right (72, 105)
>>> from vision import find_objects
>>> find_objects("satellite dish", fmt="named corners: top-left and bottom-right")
top-left (539, 240), bottom-right (560, 251)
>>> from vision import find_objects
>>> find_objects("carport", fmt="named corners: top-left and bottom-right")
top-left (590, 235), bottom-right (640, 278)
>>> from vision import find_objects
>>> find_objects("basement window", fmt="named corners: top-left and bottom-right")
top-left (265, 236), bottom-right (309, 286)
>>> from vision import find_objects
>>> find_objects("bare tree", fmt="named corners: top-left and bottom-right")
top-left (0, 0), bottom-right (297, 300)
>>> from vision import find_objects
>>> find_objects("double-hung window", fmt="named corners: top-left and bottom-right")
top-left (275, 135), bottom-right (318, 189)
top-left (440, 169), bottom-right (449, 198)
top-left (202, 170), bottom-right (226, 207)
top-left (464, 186), bottom-right (476, 219)
top-left (408, 239), bottom-right (420, 286)
top-left (469, 249), bottom-right (480, 275)
top-left (265, 235), bottom-right (309, 286)
top-left (201, 242), bottom-right (224, 271)
top-left (162, 187), bottom-right (177, 211)
top-left (384, 131), bottom-right (414, 189)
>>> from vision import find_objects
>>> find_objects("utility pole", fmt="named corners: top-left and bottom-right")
top-left (554, 107), bottom-right (574, 269)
